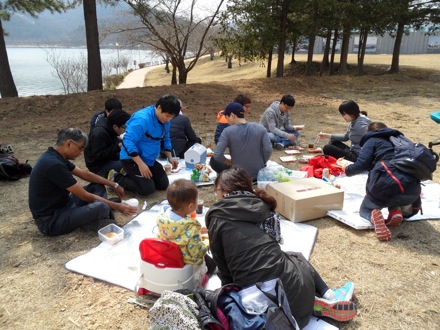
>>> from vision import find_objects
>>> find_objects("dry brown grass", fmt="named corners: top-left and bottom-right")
top-left (145, 53), bottom-right (440, 86)
top-left (0, 54), bottom-right (439, 329)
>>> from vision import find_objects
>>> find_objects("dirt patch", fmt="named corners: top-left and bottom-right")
top-left (1, 64), bottom-right (440, 329)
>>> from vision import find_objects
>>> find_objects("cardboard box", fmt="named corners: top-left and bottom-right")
top-left (266, 178), bottom-right (344, 222)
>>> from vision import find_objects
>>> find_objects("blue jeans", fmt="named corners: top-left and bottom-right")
top-left (37, 183), bottom-right (113, 236)
top-left (359, 194), bottom-right (420, 221)
top-left (268, 129), bottom-right (300, 147)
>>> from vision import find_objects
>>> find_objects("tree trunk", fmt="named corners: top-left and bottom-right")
top-left (328, 29), bottom-right (338, 76)
top-left (165, 56), bottom-right (170, 73)
top-left (357, 29), bottom-right (368, 76)
top-left (171, 63), bottom-right (177, 85)
top-left (320, 30), bottom-right (332, 76)
top-left (389, 21), bottom-right (404, 74)
top-left (83, 0), bottom-right (103, 91)
top-left (290, 40), bottom-right (297, 64)
top-left (339, 28), bottom-right (351, 74)
top-left (267, 49), bottom-right (273, 78)
top-left (305, 34), bottom-right (316, 76)
top-left (0, 20), bottom-right (18, 98)
top-left (179, 69), bottom-right (188, 85)
top-left (178, 66), bottom-right (188, 84)
top-left (276, 0), bottom-right (290, 77)
top-left (227, 55), bottom-right (233, 69)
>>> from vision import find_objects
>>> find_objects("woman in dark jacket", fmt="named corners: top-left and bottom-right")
top-left (205, 168), bottom-right (357, 328)
top-left (342, 122), bottom-right (421, 241)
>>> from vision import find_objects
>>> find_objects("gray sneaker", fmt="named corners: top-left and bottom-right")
top-left (274, 143), bottom-right (284, 150)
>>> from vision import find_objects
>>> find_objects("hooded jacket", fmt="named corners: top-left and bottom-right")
top-left (345, 128), bottom-right (421, 203)
top-left (206, 193), bottom-right (315, 329)
top-left (259, 101), bottom-right (294, 138)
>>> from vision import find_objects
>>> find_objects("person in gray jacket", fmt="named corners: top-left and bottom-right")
top-left (206, 168), bottom-right (357, 328)
top-left (260, 94), bottom-right (302, 150)
top-left (317, 100), bottom-right (371, 162)
top-left (210, 102), bottom-right (272, 181)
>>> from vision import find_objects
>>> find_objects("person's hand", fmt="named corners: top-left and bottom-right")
top-left (224, 158), bottom-right (232, 167)
top-left (337, 157), bottom-right (349, 171)
top-left (318, 132), bottom-right (331, 139)
top-left (287, 134), bottom-right (297, 142)
top-left (114, 185), bottom-right (125, 198)
top-left (115, 203), bottom-right (138, 216)
top-left (170, 158), bottom-right (179, 169)
top-left (138, 162), bottom-right (152, 179)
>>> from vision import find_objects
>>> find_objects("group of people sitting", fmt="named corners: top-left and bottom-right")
top-left (28, 93), bottom-right (423, 238)
top-left (27, 93), bottom-right (426, 327)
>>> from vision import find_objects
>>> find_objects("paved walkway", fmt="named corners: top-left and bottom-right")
top-left (116, 66), bottom-right (159, 89)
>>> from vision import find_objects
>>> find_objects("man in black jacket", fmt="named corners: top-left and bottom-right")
top-left (85, 109), bottom-right (130, 178)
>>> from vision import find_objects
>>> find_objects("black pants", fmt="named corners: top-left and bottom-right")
top-left (323, 141), bottom-right (358, 162)
top-left (284, 251), bottom-right (329, 297)
top-left (120, 159), bottom-right (169, 196)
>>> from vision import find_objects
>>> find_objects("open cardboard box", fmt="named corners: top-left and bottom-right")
top-left (266, 178), bottom-right (344, 222)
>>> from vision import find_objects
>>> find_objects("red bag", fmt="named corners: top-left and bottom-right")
top-left (306, 155), bottom-right (344, 179)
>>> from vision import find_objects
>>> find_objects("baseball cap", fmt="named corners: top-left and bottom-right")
top-left (220, 102), bottom-right (245, 117)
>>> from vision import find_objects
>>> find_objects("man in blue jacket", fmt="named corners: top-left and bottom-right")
top-left (118, 95), bottom-right (181, 196)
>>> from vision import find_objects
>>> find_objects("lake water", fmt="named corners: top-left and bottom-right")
top-left (6, 47), bottom-right (160, 97)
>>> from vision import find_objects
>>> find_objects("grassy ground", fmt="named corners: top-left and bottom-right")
top-left (144, 53), bottom-right (440, 86)
top-left (0, 53), bottom-right (439, 329)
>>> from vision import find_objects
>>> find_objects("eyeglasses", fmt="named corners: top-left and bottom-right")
top-left (70, 140), bottom-right (85, 151)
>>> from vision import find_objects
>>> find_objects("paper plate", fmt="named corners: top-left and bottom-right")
top-left (285, 149), bottom-right (301, 155)
top-left (308, 147), bottom-right (323, 153)
top-left (280, 156), bottom-right (297, 163)
top-left (171, 166), bottom-right (181, 173)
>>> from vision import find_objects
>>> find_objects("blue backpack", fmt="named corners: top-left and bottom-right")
top-left (390, 135), bottom-right (438, 181)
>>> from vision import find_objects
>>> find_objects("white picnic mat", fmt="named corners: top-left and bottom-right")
top-left (327, 173), bottom-right (440, 229)
top-left (158, 157), bottom-right (216, 186)
top-left (65, 202), bottom-right (318, 292)
top-left (64, 202), bottom-right (337, 329)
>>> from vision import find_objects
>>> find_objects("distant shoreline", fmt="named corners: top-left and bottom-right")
top-left (6, 45), bottom-right (150, 50)
top-left (6, 45), bottom-right (87, 49)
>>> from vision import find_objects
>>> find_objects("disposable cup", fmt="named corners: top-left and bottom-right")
top-left (124, 198), bottom-right (139, 208)
top-left (196, 199), bottom-right (204, 214)
top-left (164, 164), bottom-right (172, 175)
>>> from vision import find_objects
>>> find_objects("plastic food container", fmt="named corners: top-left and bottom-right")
top-left (98, 224), bottom-right (124, 245)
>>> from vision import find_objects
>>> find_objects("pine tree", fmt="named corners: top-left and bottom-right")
top-left (0, 0), bottom-right (66, 98)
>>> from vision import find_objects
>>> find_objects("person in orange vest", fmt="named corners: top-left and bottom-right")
top-left (214, 94), bottom-right (251, 144)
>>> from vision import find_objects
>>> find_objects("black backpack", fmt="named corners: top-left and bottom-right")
top-left (0, 155), bottom-right (32, 181)
top-left (390, 135), bottom-right (438, 181)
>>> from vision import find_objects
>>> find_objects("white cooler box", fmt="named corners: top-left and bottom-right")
top-left (184, 143), bottom-right (207, 169)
